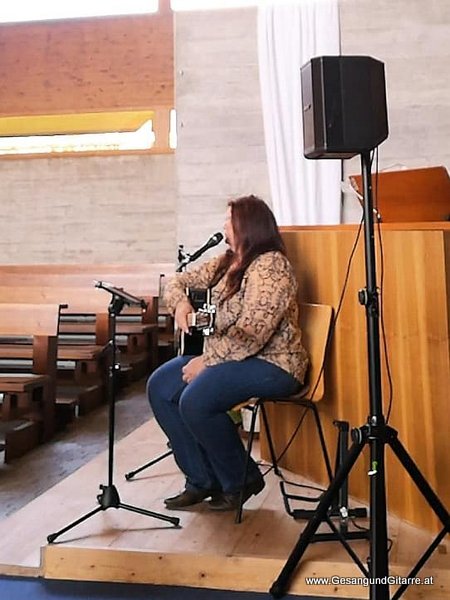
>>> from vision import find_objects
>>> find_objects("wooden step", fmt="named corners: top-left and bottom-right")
top-left (56, 383), bottom-right (105, 418)
top-left (119, 352), bottom-right (150, 383)
top-left (0, 419), bottom-right (40, 462)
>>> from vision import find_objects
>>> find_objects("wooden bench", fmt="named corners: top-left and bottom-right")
top-left (0, 287), bottom-right (113, 419)
top-left (0, 262), bottom-right (176, 366)
top-left (0, 262), bottom-right (174, 275)
top-left (0, 263), bottom-right (174, 299)
top-left (16, 285), bottom-right (158, 381)
top-left (0, 303), bottom-right (61, 462)
top-left (0, 264), bottom-right (175, 315)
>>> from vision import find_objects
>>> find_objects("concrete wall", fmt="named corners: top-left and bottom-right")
top-left (340, 0), bottom-right (450, 220)
top-left (0, 1), bottom-right (448, 264)
top-left (175, 1), bottom-right (450, 228)
top-left (174, 8), bottom-right (270, 255)
top-left (0, 154), bottom-right (176, 262)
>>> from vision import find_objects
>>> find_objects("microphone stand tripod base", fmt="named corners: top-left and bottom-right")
top-left (97, 484), bottom-right (121, 507)
top-left (95, 484), bottom-right (180, 524)
top-left (47, 484), bottom-right (180, 544)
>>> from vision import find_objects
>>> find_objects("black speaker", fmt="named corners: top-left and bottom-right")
top-left (301, 55), bottom-right (388, 159)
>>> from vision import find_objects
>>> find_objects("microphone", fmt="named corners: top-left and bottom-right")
top-left (188, 232), bottom-right (224, 263)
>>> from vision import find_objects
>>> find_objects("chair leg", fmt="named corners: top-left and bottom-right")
top-left (309, 401), bottom-right (333, 482)
top-left (235, 403), bottom-right (260, 524)
top-left (260, 403), bottom-right (282, 477)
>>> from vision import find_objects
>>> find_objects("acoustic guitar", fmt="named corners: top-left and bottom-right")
top-left (177, 288), bottom-right (216, 356)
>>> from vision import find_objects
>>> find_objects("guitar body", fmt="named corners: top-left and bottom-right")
top-left (179, 288), bottom-right (209, 356)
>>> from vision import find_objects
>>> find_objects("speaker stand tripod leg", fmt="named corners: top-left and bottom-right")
top-left (387, 428), bottom-right (449, 529)
top-left (386, 428), bottom-right (450, 599)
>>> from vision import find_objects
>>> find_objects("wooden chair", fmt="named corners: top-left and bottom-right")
top-left (235, 302), bottom-right (334, 523)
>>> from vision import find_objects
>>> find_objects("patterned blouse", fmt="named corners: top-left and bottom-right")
top-left (164, 250), bottom-right (309, 384)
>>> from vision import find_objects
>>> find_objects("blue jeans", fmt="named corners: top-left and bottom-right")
top-left (147, 355), bottom-right (300, 494)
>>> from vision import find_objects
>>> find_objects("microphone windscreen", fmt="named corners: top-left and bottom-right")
top-left (210, 232), bottom-right (224, 245)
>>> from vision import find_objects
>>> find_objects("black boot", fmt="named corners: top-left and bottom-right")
top-left (208, 478), bottom-right (265, 512)
top-left (164, 487), bottom-right (217, 509)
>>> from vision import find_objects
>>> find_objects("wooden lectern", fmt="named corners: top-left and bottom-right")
top-left (350, 165), bottom-right (450, 222)
top-left (274, 222), bottom-right (450, 534)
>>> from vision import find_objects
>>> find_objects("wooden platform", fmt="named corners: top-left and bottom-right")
top-left (0, 419), bottom-right (448, 599)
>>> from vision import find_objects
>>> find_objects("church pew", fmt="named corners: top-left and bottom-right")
top-left (0, 303), bottom-right (61, 461)
top-left (0, 262), bottom-right (176, 365)
top-left (0, 287), bottom-right (112, 418)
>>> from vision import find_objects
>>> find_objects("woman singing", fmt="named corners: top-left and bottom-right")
top-left (147, 195), bottom-right (308, 511)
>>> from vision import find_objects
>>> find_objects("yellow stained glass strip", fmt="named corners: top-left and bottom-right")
top-left (0, 111), bottom-right (155, 137)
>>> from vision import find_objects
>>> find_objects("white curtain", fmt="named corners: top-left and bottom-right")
top-left (258, 0), bottom-right (341, 225)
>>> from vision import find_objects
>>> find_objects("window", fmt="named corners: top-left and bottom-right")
top-left (0, 110), bottom-right (177, 157)
top-left (0, 122), bottom-right (155, 156)
top-left (171, 0), bottom-right (259, 10)
top-left (0, 0), bottom-right (264, 21)
top-left (0, 1), bottom-right (159, 23)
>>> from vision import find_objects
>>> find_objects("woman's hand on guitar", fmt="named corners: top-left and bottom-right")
top-left (182, 356), bottom-right (206, 384)
top-left (175, 298), bottom-right (194, 334)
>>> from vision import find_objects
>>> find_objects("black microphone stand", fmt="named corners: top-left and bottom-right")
top-left (124, 247), bottom-right (190, 481)
top-left (48, 283), bottom-right (179, 544)
top-left (270, 151), bottom-right (449, 599)
top-left (124, 244), bottom-right (200, 481)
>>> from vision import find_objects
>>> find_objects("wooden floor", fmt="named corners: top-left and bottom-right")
top-left (0, 419), bottom-right (448, 599)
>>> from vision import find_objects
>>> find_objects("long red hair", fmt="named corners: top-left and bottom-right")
top-left (213, 195), bottom-right (286, 299)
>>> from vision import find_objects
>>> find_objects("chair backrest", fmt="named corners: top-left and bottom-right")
top-left (298, 302), bottom-right (333, 402)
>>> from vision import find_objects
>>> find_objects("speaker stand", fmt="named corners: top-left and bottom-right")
top-left (270, 151), bottom-right (449, 599)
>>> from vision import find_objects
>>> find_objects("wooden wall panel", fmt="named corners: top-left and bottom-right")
top-left (269, 224), bottom-right (450, 533)
top-left (0, 2), bottom-right (173, 116)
